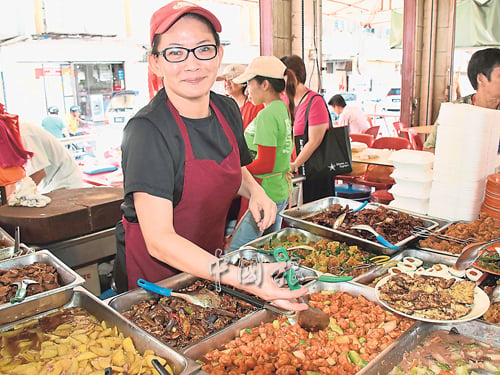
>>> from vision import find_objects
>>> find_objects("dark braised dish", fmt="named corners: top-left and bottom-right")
top-left (122, 279), bottom-right (258, 349)
top-left (306, 204), bottom-right (425, 244)
top-left (0, 263), bottom-right (60, 304)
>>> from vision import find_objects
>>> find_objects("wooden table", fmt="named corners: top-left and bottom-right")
top-left (352, 148), bottom-right (394, 167)
top-left (400, 125), bottom-right (434, 143)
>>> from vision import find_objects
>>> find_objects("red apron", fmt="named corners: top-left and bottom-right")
top-left (124, 98), bottom-right (242, 290)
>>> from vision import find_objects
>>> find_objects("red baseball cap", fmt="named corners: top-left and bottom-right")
top-left (150, 1), bottom-right (222, 45)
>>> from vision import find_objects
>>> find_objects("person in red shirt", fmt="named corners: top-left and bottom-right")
top-left (217, 64), bottom-right (263, 130)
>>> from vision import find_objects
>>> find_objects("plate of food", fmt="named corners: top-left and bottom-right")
top-left (375, 273), bottom-right (490, 323)
top-left (473, 244), bottom-right (500, 276)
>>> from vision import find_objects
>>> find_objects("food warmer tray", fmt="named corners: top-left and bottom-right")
top-left (0, 249), bottom-right (85, 325)
top-left (361, 319), bottom-right (500, 374)
top-left (108, 272), bottom-right (263, 353)
top-left (183, 280), bottom-right (419, 375)
top-left (280, 197), bottom-right (440, 255)
top-left (0, 286), bottom-right (201, 375)
top-left (354, 248), bottom-right (462, 287)
top-left (234, 227), bottom-right (397, 278)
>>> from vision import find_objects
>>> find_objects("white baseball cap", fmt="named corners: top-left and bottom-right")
top-left (233, 56), bottom-right (286, 83)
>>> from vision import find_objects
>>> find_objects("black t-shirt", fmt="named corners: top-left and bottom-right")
top-left (120, 88), bottom-right (252, 221)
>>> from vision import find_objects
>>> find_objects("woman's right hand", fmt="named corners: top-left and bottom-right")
top-left (240, 262), bottom-right (309, 311)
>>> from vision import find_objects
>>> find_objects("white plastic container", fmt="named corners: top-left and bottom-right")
top-left (389, 198), bottom-right (429, 215)
top-left (390, 170), bottom-right (433, 192)
top-left (389, 149), bottom-right (434, 177)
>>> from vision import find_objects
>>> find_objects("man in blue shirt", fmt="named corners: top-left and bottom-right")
top-left (41, 106), bottom-right (68, 139)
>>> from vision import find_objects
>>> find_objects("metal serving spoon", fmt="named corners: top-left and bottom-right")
top-left (137, 279), bottom-right (222, 308)
top-left (454, 238), bottom-right (500, 271)
top-left (351, 224), bottom-right (399, 250)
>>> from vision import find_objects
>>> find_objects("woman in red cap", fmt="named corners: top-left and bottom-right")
top-left (113, 1), bottom-right (307, 311)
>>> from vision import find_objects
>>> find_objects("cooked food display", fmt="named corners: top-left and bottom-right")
top-left (259, 233), bottom-right (378, 277)
top-left (482, 282), bottom-right (500, 324)
top-left (200, 291), bottom-right (413, 374)
top-left (378, 273), bottom-right (476, 320)
top-left (305, 204), bottom-right (425, 244)
top-left (419, 213), bottom-right (500, 254)
top-left (0, 307), bottom-right (172, 375)
top-left (0, 262), bottom-right (60, 304)
top-left (122, 279), bottom-right (257, 349)
top-left (388, 329), bottom-right (500, 374)
top-left (475, 248), bottom-right (500, 274)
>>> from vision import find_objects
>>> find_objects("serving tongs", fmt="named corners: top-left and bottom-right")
top-left (412, 226), bottom-right (478, 245)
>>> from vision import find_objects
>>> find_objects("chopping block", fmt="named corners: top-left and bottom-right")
top-left (0, 187), bottom-right (123, 245)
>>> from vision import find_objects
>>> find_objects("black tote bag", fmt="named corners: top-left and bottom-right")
top-left (295, 94), bottom-right (352, 178)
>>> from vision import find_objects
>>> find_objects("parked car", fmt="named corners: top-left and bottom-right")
top-left (104, 90), bottom-right (142, 126)
top-left (379, 88), bottom-right (401, 112)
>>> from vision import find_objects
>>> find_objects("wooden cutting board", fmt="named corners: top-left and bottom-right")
top-left (0, 187), bottom-right (123, 245)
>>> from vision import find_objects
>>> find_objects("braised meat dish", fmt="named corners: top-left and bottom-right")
top-left (378, 273), bottom-right (475, 320)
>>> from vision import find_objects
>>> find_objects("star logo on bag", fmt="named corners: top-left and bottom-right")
top-left (328, 163), bottom-right (336, 171)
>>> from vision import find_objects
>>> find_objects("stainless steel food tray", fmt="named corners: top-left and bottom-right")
top-left (354, 248), bottom-right (461, 287)
top-left (281, 197), bottom-right (440, 255)
top-left (362, 320), bottom-right (500, 374)
top-left (184, 280), bottom-right (419, 375)
top-left (0, 286), bottom-right (200, 375)
top-left (109, 272), bottom-right (263, 353)
top-left (0, 249), bottom-right (85, 324)
top-left (234, 227), bottom-right (394, 278)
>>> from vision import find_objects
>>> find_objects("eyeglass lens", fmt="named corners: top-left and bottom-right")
top-left (161, 44), bottom-right (217, 63)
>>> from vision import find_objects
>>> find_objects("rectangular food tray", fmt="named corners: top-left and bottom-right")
top-left (280, 197), bottom-right (440, 255)
top-left (108, 272), bottom-right (263, 353)
top-left (0, 249), bottom-right (85, 324)
top-left (362, 320), bottom-right (500, 374)
top-left (0, 286), bottom-right (200, 375)
top-left (234, 227), bottom-right (398, 279)
top-left (353, 248), bottom-right (461, 287)
top-left (184, 280), bottom-right (419, 375)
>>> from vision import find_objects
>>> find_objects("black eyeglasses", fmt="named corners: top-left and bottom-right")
top-left (157, 44), bottom-right (218, 63)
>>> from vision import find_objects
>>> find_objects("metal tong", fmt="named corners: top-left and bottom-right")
top-left (332, 255), bottom-right (397, 275)
top-left (412, 226), bottom-right (478, 245)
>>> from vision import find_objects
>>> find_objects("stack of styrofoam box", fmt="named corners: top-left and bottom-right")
top-left (427, 103), bottom-right (500, 221)
top-left (388, 149), bottom-right (434, 215)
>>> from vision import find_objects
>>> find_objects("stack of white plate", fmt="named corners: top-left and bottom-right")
top-left (428, 103), bottom-right (500, 221)
top-left (388, 149), bottom-right (434, 214)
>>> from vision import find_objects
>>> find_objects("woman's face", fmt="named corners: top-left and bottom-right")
top-left (247, 79), bottom-right (264, 105)
top-left (149, 16), bottom-right (223, 102)
top-left (224, 79), bottom-right (245, 98)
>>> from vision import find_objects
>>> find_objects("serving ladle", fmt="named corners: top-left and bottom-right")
top-left (454, 238), bottom-right (500, 271)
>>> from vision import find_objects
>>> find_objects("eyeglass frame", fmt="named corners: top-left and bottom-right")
top-left (156, 44), bottom-right (218, 63)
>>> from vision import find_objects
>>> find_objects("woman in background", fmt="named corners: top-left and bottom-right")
top-left (228, 56), bottom-right (293, 251)
top-left (281, 54), bottom-right (332, 203)
top-left (217, 64), bottom-right (263, 130)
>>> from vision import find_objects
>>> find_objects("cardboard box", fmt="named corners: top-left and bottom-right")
top-left (75, 263), bottom-right (101, 296)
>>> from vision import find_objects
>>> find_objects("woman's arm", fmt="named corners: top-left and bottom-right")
top-left (291, 123), bottom-right (327, 172)
top-left (246, 145), bottom-right (276, 175)
top-left (134, 191), bottom-right (306, 310)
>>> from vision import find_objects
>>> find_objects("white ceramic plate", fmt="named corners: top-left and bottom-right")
top-left (375, 274), bottom-right (490, 323)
